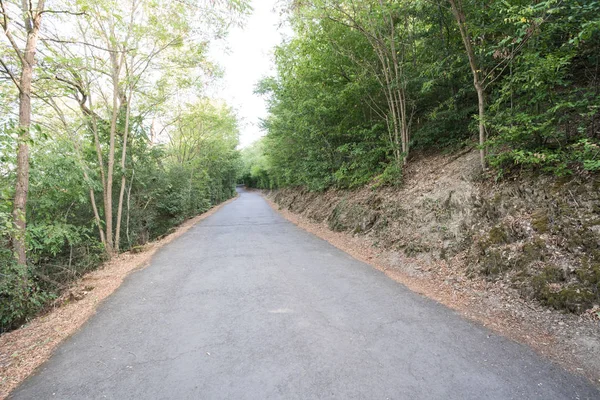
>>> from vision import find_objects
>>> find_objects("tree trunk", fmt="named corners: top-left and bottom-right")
top-left (384, 2), bottom-right (409, 165)
top-left (126, 168), bottom-right (134, 247)
top-left (115, 89), bottom-right (133, 252)
top-left (104, 52), bottom-right (122, 256)
top-left (448, 0), bottom-right (487, 170)
top-left (12, 64), bottom-right (32, 266)
top-left (74, 136), bottom-right (106, 247)
top-left (10, 1), bottom-right (45, 265)
top-left (475, 82), bottom-right (486, 168)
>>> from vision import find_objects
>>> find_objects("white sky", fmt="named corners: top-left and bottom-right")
top-left (208, 0), bottom-right (290, 148)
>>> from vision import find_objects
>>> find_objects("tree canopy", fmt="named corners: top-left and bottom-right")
top-left (245, 0), bottom-right (600, 189)
top-left (0, 0), bottom-right (249, 331)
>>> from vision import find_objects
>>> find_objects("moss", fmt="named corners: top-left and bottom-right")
top-left (577, 258), bottom-right (600, 291)
top-left (327, 201), bottom-right (348, 232)
top-left (520, 238), bottom-right (547, 264)
top-left (511, 268), bottom-right (529, 283)
top-left (538, 286), bottom-right (596, 314)
top-left (488, 225), bottom-right (509, 245)
top-left (492, 193), bottom-right (502, 205)
top-left (531, 265), bottom-right (598, 313)
top-left (565, 227), bottom-right (600, 253)
top-left (551, 176), bottom-right (571, 193)
top-left (531, 209), bottom-right (550, 233)
top-left (480, 249), bottom-right (512, 276)
top-left (404, 242), bottom-right (430, 257)
top-left (532, 265), bottom-right (564, 287)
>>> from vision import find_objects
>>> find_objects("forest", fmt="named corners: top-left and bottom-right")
top-left (2, 0), bottom-right (600, 333)
top-left (0, 0), bottom-right (248, 331)
top-left (241, 0), bottom-right (600, 190)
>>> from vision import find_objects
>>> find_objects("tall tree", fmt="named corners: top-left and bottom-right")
top-left (0, 0), bottom-right (46, 265)
top-left (47, 0), bottom-right (248, 257)
top-left (307, 0), bottom-right (413, 166)
top-left (448, 0), bottom-right (486, 170)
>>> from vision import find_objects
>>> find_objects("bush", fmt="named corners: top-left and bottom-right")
top-left (0, 262), bottom-right (53, 333)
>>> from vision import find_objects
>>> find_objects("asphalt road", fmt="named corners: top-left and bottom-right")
top-left (12, 189), bottom-right (600, 399)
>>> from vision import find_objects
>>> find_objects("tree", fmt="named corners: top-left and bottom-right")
top-left (0, 0), bottom-right (46, 265)
top-left (448, 0), bottom-right (486, 170)
top-left (1, 0), bottom-right (250, 330)
top-left (45, 0), bottom-right (247, 256)
top-left (301, 0), bottom-right (413, 166)
top-left (447, 0), bottom-right (556, 170)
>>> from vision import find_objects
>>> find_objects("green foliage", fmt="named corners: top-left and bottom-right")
top-left (489, 139), bottom-right (600, 177)
top-left (372, 162), bottom-right (403, 189)
top-left (257, 16), bottom-right (393, 190)
top-left (0, 99), bottom-right (240, 330)
top-left (570, 139), bottom-right (600, 172)
top-left (0, 262), bottom-right (53, 333)
top-left (239, 138), bottom-right (274, 189)
top-left (485, 0), bottom-right (600, 175)
top-left (253, 0), bottom-right (599, 190)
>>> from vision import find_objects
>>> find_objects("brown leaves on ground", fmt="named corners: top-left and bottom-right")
top-left (0, 197), bottom-right (237, 399)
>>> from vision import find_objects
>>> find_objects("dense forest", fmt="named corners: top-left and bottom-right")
top-left (241, 0), bottom-right (600, 190)
top-left (0, 0), bottom-right (248, 331)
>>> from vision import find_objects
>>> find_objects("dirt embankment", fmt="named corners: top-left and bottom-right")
top-left (0, 196), bottom-right (237, 399)
top-left (265, 150), bottom-right (600, 385)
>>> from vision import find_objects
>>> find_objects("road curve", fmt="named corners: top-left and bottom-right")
top-left (11, 189), bottom-right (599, 399)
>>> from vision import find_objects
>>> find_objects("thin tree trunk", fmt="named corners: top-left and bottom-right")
top-left (88, 100), bottom-right (110, 246)
top-left (115, 87), bottom-right (133, 252)
top-left (448, 0), bottom-right (486, 169)
top-left (374, 44), bottom-right (401, 167)
top-left (74, 140), bottom-right (106, 246)
top-left (104, 50), bottom-right (123, 256)
top-left (188, 166), bottom-right (194, 214)
top-left (126, 168), bottom-right (134, 247)
top-left (475, 82), bottom-right (486, 168)
top-left (12, 63), bottom-right (33, 266)
top-left (384, 1), bottom-right (409, 164)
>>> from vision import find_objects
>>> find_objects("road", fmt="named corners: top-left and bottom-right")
top-left (11, 189), bottom-right (599, 399)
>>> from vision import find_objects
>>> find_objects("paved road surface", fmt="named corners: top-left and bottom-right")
top-left (12, 189), bottom-right (599, 399)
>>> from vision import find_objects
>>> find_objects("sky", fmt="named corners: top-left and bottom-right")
top-left (208, 0), bottom-right (291, 148)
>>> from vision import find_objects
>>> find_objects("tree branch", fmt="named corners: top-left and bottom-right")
top-left (0, 0), bottom-right (26, 65)
top-left (0, 56), bottom-right (22, 91)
